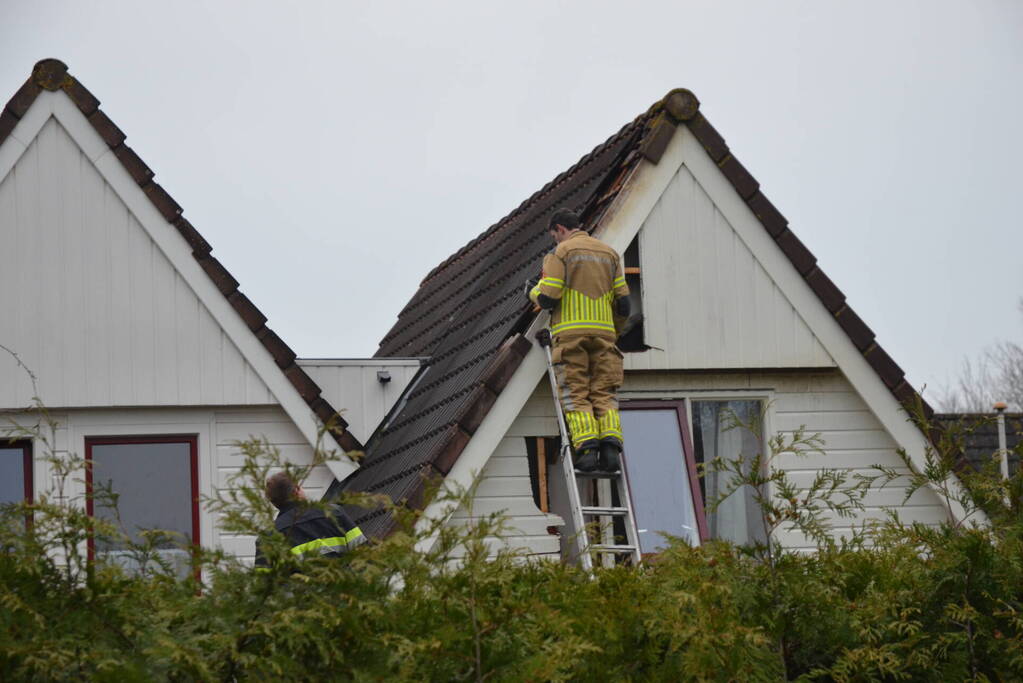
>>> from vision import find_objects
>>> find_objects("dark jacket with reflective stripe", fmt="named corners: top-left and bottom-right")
top-left (254, 501), bottom-right (365, 568)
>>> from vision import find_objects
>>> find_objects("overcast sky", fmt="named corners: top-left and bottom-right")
top-left (2, 1), bottom-right (1021, 402)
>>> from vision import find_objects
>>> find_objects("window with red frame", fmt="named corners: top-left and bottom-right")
top-left (0, 440), bottom-right (32, 520)
top-left (621, 399), bottom-right (767, 554)
top-left (85, 436), bottom-right (198, 577)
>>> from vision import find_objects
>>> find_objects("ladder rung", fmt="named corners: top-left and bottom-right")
top-left (581, 506), bottom-right (629, 516)
top-left (590, 544), bottom-right (637, 553)
top-left (573, 469), bottom-right (622, 479)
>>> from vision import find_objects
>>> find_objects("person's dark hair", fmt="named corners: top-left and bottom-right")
top-left (265, 471), bottom-right (298, 510)
top-left (548, 208), bottom-right (581, 232)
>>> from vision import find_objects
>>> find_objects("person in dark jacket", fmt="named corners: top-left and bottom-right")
top-left (254, 471), bottom-right (365, 570)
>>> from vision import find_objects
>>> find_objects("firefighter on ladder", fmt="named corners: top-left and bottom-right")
top-left (527, 208), bottom-right (630, 472)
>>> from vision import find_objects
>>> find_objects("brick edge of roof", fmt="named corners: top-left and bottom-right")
top-left (1, 59), bottom-right (362, 453)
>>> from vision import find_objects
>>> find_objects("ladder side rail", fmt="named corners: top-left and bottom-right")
top-left (536, 330), bottom-right (593, 573)
top-left (615, 458), bottom-right (643, 565)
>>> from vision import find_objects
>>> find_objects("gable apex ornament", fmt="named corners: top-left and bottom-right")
top-left (32, 59), bottom-right (70, 91)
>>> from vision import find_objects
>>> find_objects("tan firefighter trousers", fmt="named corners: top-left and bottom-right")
top-left (552, 334), bottom-right (624, 450)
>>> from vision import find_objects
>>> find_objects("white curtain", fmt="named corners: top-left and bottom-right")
top-left (695, 401), bottom-right (762, 546)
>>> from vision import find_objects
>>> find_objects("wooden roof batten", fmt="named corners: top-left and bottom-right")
top-left (0, 58), bottom-right (363, 455)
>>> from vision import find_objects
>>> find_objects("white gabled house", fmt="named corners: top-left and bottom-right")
top-left (0, 59), bottom-right (420, 566)
top-left (341, 89), bottom-right (984, 558)
top-left (1, 60), bottom-right (981, 569)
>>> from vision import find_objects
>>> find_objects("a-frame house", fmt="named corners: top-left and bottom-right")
top-left (0, 60), bottom-right (421, 566)
top-left (341, 89), bottom-right (982, 557)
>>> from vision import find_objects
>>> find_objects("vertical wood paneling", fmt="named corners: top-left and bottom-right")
top-left (106, 182), bottom-right (133, 402)
top-left (129, 215), bottom-right (156, 405)
top-left (13, 129), bottom-right (40, 406)
top-left (62, 137), bottom-right (87, 404)
top-left (174, 275), bottom-right (201, 405)
top-left (626, 164), bottom-right (835, 371)
top-left (0, 117), bottom-right (274, 409)
top-left (37, 122), bottom-right (63, 404)
top-left (0, 155), bottom-right (17, 406)
top-left (152, 239), bottom-right (179, 402)
top-left (297, 361), bottom-right (422, 442)
top-left (81, 130), bottom-right (109, 405)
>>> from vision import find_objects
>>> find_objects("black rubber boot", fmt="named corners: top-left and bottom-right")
top-left (574, 443), bottom-right (601, 473)
top-left (599, 440), bottom-right (621, 472)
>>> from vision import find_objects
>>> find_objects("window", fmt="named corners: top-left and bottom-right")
top-left (621, 399), bottom-right (766, 553)
top-left (85, 436), bottom-right (198, 576)
top-left (690, 400), bottom-right (768, 547)
top-left (0, 440), bottom-right (32, 527)
top-left (620, 404), bottom-right (704, 553)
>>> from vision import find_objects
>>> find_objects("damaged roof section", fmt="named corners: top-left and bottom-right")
top-left (338, 105), bottom-right (659, 537)
top-left (0, 59), bottom-right (362, 453)
top-left (342, 86), bottom-right (940, 539)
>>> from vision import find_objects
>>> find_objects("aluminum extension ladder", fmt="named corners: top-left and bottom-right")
top-left (535, 329), bottom-right (642, 572)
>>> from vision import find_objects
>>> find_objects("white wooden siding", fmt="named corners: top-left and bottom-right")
top-left (469, 370), bottom-right (947, 556)
top-left (297, 359), bottom-right (421, 443)
top-left (1, 405), bottom-right (330, 564)
top-left (626, 163), bottom-right (834, 371)
top-left (620, 369), bottom-right (948, 552)
top-left (444, 383), bottom-right (562, 560)
top-left (212, 406), bottom-right (331, 563)
top-left (0, 118), bottom-right (274, 410)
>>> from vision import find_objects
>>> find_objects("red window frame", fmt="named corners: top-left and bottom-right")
top-left (84, 435), bottom-right (200, 560)
top-left (621, 400), bottom-right (709, 542)
top-left (1, 440), bottom-right (33, 527)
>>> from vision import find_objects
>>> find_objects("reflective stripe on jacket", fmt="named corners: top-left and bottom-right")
top-left (529, 231), bottom-right (629, 338)
top-left (254, 501), bottom-right (365, 569)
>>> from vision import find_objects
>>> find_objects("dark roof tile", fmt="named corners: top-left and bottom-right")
top-left (686, 111), bottom-right (728, 162)
top-left (86, 109), bottom-right (126, 148)
top-left (62, 78), bottom-right (99, 115)
top-left (835, 306), bottom-right (874, 351)
top-left (142, 182), bottom-right (183, 221)
top-left (5, 79), bottom-right (40, 119)
top-left (227, 290), bottom-right (268, 331)
top-left (173, 216), bottom-right (213, 256)
top-left (113, 145), bottom-right (154, 185)
top-left (864, 344), bottom-right (904, 389)
top-left (746, 192), bottom-right (788, 237)
top-left (256, 327), bottom-right (297, 369)
top-left (775, 229), bottom-right (817, 275)
top-left (284, 365), bottom-right (322, 402)
top-left (806, 267), bottom-right (845, 313)
top-left (638, 114), bottom-right (675, 162)
top-left (0, 111), bottom-right (17, 143)
top-left (718, 155), bottom-right (759, 200)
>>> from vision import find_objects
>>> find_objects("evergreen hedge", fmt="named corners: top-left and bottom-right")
top-left (2, 408), bottom-right (1022, 681)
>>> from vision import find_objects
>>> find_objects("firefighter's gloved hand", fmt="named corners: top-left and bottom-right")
top-left (616, 295), bottom-right (631, 318)
top-left (523, 277), bottom-right (539, 299)
top-left (536, 293), bottom-right (557, 311)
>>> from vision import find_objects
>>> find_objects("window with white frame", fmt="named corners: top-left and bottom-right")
top-left (621, 398), bottom-right (767, 554)
top-left (85, 436), bottom-right (198, 577)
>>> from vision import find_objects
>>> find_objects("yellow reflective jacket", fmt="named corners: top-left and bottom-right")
top-left (529, 231), bottom-right (629, 339)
